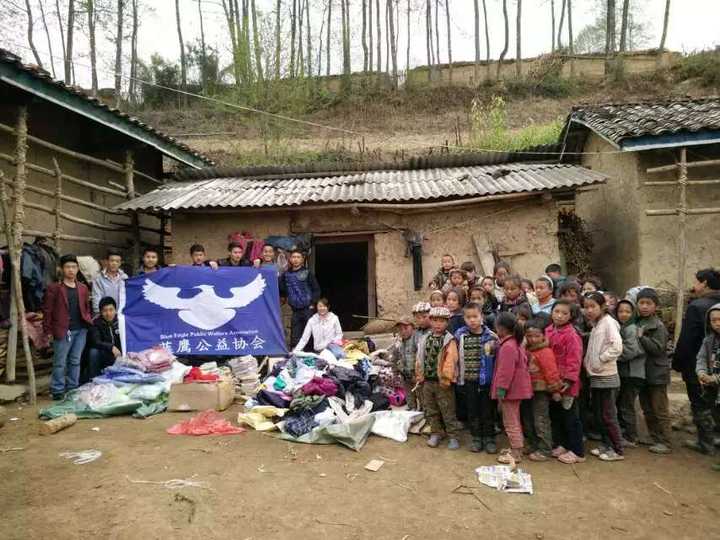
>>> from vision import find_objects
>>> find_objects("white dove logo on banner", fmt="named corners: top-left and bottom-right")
top-left (142, 274), bottom-right (267, 330)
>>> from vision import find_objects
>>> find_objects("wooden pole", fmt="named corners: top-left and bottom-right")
top-left (52, 157), bottom-right (62, 250)
top-left (6, 107), bottom-right (36, 403)
top-left (675, 147), bottom-right (688, 342)
top-left (0, 170), bottom-right (17, 383)
top-left (125, 150), bottom-right (141, 268)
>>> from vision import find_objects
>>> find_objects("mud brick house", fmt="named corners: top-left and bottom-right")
top-left (119, 154), bottom-right (606, 329)
top-left (563, 97), bottom-right (720, 297)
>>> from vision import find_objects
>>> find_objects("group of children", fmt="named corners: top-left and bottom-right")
top-left (391, 254), bottom-right (677, 465)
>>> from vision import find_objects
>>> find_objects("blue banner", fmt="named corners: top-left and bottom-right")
top-left (120, 266), bottom-right (287, 356)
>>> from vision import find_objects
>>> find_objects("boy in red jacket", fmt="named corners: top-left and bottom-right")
top-left (43, 254), bottom-right (93, 400)
top-left (525, 319), bottom-right (563, 461)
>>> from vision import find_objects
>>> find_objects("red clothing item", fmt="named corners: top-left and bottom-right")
top-left (526, 343), bottom-right (562, 392)
top-left (184, 366), bottom-right (220, 383)
top-left (491, 336), bottom-right (533, 400)
top-left (42, 281), bottom-right (92, 339)
top-left (545, 323), bottom-right (583, 397)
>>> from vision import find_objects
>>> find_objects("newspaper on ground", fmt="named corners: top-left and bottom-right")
top-left (475, 465), bottom-right (533, 495)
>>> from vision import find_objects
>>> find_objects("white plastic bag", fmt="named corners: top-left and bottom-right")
top-left (370, 410), bottom-right (424, 442)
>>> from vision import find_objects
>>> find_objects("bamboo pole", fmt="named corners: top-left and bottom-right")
top-left (647, 158), bottom-right (720, 174)
top-left (644, 179), bottom-right (720, 186)
top-left (0, 152), bottom-right (126, 197)
top-left (12, 199), bottom-right (129, 231)
top-left (52, 158), bottom-right (62, 250)
top-left (675, 147), bottom-right (688, 343)
top-left (7, 107), bottom-right (36, 404)
top-left (0, 170), bottom-right (17, 383)
top-left (125, 151), bottom-right (141, 267)
top-left (22, 229), bottom-right (125, 247)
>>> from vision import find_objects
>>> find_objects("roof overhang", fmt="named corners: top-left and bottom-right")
top-left (619, 130), bottom-right (720, 152)
top-left (0, 61), bottom-right (208, 169)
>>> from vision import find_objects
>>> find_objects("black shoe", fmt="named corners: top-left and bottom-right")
top-left (51, 393), bottom-right (64, 401)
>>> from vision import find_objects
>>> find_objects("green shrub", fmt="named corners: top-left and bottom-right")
top-left (673, 51), bottom-right (720, 87)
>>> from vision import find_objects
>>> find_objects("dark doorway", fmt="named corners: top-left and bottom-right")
top-left (313, 238), bottom-right (374, 331)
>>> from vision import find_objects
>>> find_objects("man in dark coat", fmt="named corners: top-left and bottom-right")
top-left (674, 268), bottom-right (720, 454)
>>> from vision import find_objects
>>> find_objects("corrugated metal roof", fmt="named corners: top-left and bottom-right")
top-left (116, 162), bottom-right (606, 211)
top-left (0, 48), bottom-right (213, 167)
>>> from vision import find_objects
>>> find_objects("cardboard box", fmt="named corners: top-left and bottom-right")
top-left (167, 378), bottom-right (235, 412)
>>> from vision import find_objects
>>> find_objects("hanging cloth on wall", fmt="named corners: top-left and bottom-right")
top-left (402, 230), bottom-right (424, 291)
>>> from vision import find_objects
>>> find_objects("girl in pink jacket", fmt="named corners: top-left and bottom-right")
top-left (546, 300), bottom-right (586, 464)
top-left (492, 312), bottom-right (533, 464)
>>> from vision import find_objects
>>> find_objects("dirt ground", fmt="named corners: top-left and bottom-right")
top-left (1, 395), bottom-right (718, 540)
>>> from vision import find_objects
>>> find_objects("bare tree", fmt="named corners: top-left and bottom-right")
top-left (550, 0), bottom-right (556, 52)
top-left (619, 0), bottom-right (630, 52)
top-left (222, 0), bottom-right (240, 83)
top-left (290, 0), bottom-right (296, 77)
top-left (385, 0), bottom-right (390, 73)
top-left (515, 0), bottom-right (521, 77)
top-left (275, 0), bottom-right (282, 79)
top-left (55, 0), bottom-right (67, 79)
top-left (605, 0), bottom-right (616, 76)
top-left (387, 0), bottom-right (398, 86)
top-left (497, 0), bottom-right (508, 80)
top-left (86, 0), bottom-right (98, 95)
top-left (340, 0), bottom-right (351, 89)
top-left (198, 0), bottom-right (208, 88)
top-left (659, 0), bottom-right (670, 50)
top-left (434, 0), bottom-right (440, 71)
top-left (114, 0), bottom-right (124, 106)
top-left (325, 0), bottom-right (331, 76)
top-left (65, 0), bottom-right (75, 84)
top-left (567, 0), bottom-right (574, 74)
top-left (482, 0), bottom-right (490, 79)
top-left (175, 0), bottom-right (187, 104)
top-left (368, 0), bottom-right (373, 70)
top-left (405, 0), bottom-right (410, 73)
top-left (376, 0), bottom-right (382, 71)
top-left (445, 0), bottom-right (452, 81)
top-left (38, 1), bottom-right (56, 76)
top-left (297, 0), bottom-right (305, 78)
top-left (251, 0), bottom-right (264, 82)
top-left (362, 0), bottom-right (368, 71)
top-left (24, 0), bottom-right (43, 68)
top-left (425, 0), bottom-right (433, 79)
top-left (557, 0), bottom-right (566, 48)
top-left (129, 0), bottom-right (138, 103)
top-left (304, 0), bottom-right (311, 76)
top-left (473, 0), bottom-right (480, 82)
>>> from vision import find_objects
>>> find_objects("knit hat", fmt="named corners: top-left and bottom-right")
top-left (429, 306), bottom-right (451, 319)
top-left (412, 301), bottom-right (431, 314)
top-left (636, 287), bottom-right (660, 306)
top-left (396, 316), bottom-right (415, 327)
top-left (59, 254), bottom-right (78, 267)
top-left (99, 296), bottom-right (117, 310)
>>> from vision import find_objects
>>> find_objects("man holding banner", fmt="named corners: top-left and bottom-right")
top-left (120, 266), bottom-right (287, 357)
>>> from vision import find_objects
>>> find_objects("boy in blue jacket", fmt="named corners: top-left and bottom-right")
top-left (279, 250), bottom-right (321, 348)
top-left (454, 302), bottom-right (499, 454)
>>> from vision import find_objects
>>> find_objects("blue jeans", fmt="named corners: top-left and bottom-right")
top-left (51, 329), bottom-right (87, 396)
top-left (87, 348), bottom-right (114, 381)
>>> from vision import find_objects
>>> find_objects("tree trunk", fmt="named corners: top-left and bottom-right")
top-left (290, 0), bottom-right (296, 77)
top-left (251, 0), bottom-right (264, 82)
top-left (175, 0), bottom-right (187, 105)
top-left (222, 0), bottom-right (240, 84)
top-left (345, 0), bottom-right (352, 76)
top-left (567, 0), bottom-right (574, 75)
top-left (557, 0), bottom-right (566, 49)
top-left (326, 0), bottom-right (332, 76)
top-left (114, 0), bottom-right (125, 107)
top-left (65, 0), bottom-right (75, 85)
top-left (605, 0), bottom-right (616, 77)
top-left (497, 0), bottom-right (508, 80)
top-left (297, 0), bottom-right (305, 78)
top-left (24, 0), bottom-right (43, 68)
top-left (55, 0), bottom-right (67, 80)
top-left (425, 0), bottom-right (432, 80)
top-left (244, 0), bottom-right (252, 82)
top-left (275, 0), bottom-right (282, 79)
top-left (87, 0), bottom-right (98, 96)
top-left (362, 0), bottom-right (368, 72)
top-left (445, 0), bottom-right (452, 82)
top-left (515, 0), bottom-right (522, 77)
top-left (305, 0), bottom-right (311, 77)
top-left (406, 0), bottom-right (410, 74)
top-left (550, 0), bottom-right (555, 52)
top-left (38, 0), bottom-right (55, 76)
top-left (619, 0), bottom-right (629, 52)
top-left (198, 0), bottom-right (208, 90)
top-left (376, 0), bottom-right (382, 72)
top-left (368, 0), bottom-right (373, 72)
top-left (434, 0), bottom-right (440, 73)
top-left (129, 0), bottom-right (138, 103)
top-left (482, 0), bottom-right (490, 79)
top-left (387, 0), bottom-right (397, 87)
top-left (340, 0), bottom-right (351, 91)
top-left (473, 0), bottom-right (480, 83)
top-left (659, 0), bottom-right (671, 50)
top-left (385, 1), bottom-right (390, 74)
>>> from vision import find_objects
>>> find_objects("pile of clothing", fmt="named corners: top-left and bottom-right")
top-left (228, 355), bottom-right (260, 396)
top-left (239, 341), bottom-right (423, 450)
top-left (39, 347), bottom-right (189, 420)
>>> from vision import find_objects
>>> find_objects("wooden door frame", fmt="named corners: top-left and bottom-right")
top-left (310, 234), bottom-right (377, 319)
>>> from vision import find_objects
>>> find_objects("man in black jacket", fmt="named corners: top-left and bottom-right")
top-left (674, 268), bottom-right (720, 454)
top-left (87, 297), bottom-right (122, 379)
